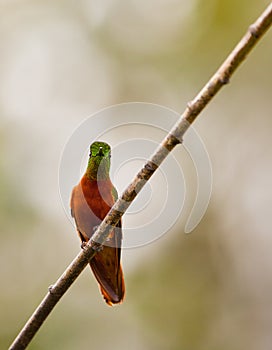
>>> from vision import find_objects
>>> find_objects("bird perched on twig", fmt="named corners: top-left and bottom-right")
top-left (70, 141), bottom-right (125, 305)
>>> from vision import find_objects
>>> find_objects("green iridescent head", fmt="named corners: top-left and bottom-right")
top-left (86, 141), bottom-right (111, 180)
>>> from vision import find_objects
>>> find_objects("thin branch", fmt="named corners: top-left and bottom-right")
top-left (9, 3), bottom-right (272, 350)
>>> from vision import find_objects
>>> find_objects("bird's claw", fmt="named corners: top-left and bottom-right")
top-left (91, 240), bottom-right (103, 252)
top-left (91, 226), bottom-right (103, 250)
top-left (93, 225), bottom-right (99, 233)
top-left (81, 241), bottom-right (87, 250)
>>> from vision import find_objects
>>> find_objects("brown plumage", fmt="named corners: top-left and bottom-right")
top-left (70, 142), bottom-right (125, 305)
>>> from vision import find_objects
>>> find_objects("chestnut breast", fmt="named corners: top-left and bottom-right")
top-left (72, 175), bottom-right (115, 239)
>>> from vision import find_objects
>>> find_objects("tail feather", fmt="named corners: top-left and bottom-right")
top-left (99, 266), bottom-right (125, 306)
top-left (90, 246), bottom-right (125, 305)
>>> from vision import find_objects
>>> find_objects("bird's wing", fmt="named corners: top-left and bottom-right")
top-left (70, 185), bottom-right (91, 243)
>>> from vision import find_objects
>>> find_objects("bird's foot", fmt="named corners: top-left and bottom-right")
top-left (81, 241), bottom-right (87, 250)
top-left (91, 240), bottom-right (103, 252)
top-left (93, 225), bottom-right (99, 233)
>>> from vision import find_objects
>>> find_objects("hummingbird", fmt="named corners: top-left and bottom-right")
top-left (70, 141), bottom-right (125, 305)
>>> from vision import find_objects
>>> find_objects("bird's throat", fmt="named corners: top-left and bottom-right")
top-left (86, 157), bottom-right (110, 181)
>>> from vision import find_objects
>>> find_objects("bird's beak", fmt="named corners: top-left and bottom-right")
top-left (98, 147), bottom-right (104, 156)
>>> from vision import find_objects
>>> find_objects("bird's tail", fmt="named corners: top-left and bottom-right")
top-left (90, 245), bottom-right (125, 305)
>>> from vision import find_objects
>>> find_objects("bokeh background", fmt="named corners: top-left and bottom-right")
top-left (1, 1), bottom-right (272, 349)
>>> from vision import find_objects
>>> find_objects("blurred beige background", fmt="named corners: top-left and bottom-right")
top-left (0, 1), bottom-right (272, 349)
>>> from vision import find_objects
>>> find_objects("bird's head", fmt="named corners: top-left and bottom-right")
top-left (86, 141), bottom-right (111, 180)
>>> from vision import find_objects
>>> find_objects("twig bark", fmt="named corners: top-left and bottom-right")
top-left (9, 3), bottom-right (272, 350)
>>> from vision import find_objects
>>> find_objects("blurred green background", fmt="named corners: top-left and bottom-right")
top-left (1, 1), bottom-right (272, 349)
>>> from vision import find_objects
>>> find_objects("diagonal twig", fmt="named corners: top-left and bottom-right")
top-left (9, 3), bottom-right (272, 350)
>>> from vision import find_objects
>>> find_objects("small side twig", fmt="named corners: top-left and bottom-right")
top-left (9, 3), bottom-right (272, 350)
